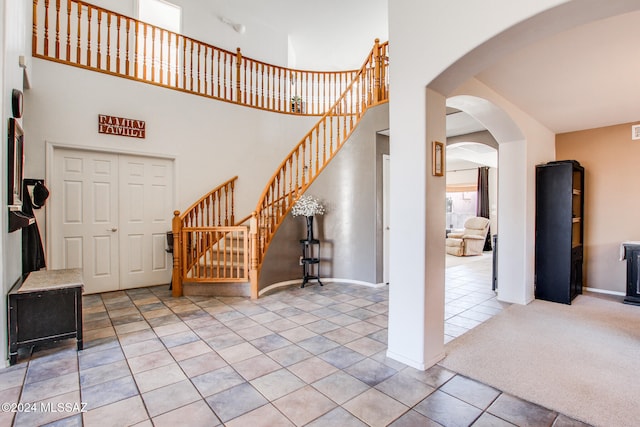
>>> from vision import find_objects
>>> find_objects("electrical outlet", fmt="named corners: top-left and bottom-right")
top-left (632, 124), bottom-right (640, 140)
top-left (299, 256), bottom-right (303, 265)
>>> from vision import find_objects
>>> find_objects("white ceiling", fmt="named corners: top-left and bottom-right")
top-left (227, 3), bottom-right (638, 138)
top-left (476, 10), bottom-right (640, 134)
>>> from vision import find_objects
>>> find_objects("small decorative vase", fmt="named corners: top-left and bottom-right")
top-left (305, 216), bottom-right (314, 241)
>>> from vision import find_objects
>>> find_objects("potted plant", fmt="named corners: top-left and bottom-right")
top-left (291, 95), bottom-right (303, 113)
top-left (291, 195), bottom-right (325, 240)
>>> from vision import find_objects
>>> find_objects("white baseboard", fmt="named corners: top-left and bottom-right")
top-left (584, 287), bottom-right (625, 297)
top-left (258, 277), bottom-right (384, 296)
top-left (386, 349), bottom-right (445, 371)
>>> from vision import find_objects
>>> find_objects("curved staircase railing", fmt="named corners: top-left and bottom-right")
top-left (32, 0), bottom-right (357, 115)
top-left (32, 0), bottom-right (390, 299)
top-left (250, 39), bottom-right (389, 296)
top-left (171, 177), bottom-right (246, 296)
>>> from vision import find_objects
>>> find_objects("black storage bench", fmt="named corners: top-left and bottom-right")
top-left (8, 269), bottom-right (84, 365)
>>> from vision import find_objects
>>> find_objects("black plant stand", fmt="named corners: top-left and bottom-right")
top-left (300, 239), bottom-right (323, 288)
top-left (300, 215), bottom-right (323, 288)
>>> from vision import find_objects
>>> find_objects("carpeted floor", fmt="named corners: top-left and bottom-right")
top-left (440, 294), bottom-right (640, 427)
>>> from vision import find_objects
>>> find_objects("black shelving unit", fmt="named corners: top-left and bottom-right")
top-left (623, 243), bottom-right (640, 305)
top-left (535, 160), bottom-right (584, 304)
top-left (300, 239), bottom-right (323, 288)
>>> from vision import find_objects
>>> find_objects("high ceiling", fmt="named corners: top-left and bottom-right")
top-left (227, 2), bottom-right (638, 140)
top-left (475, 10), bottom-right (640, 135)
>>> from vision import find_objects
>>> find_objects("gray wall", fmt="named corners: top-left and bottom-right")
top-left (259, 104), bottom-right (389, 289)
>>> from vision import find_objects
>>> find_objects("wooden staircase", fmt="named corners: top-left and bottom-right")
top-left (31, 0), bottom-right (389, 299)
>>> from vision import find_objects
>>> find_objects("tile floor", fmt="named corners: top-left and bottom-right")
top-left (444, 254), bottom-right (510, 343)
top-left (0, 257), bottom-right (590, 426)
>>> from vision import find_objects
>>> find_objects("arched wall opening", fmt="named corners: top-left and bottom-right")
top-left (446, 95), bottom-right (532, 305)
top-left (388, 0), bottom-right (640, 370)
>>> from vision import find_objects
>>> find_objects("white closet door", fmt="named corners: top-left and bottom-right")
top-left (51, 148), bottom-right (174, 294)
top-left (51, 149), bottom-right (120, 294)
top-left (119, 155), bottom-right (174, 289)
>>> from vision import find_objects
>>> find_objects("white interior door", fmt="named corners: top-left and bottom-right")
top-left (51, 149), bottom-right (120, 293)
top-left (51, 148), bottom-right (174, 294)
top-left (119, 155), bottom-right (174, 289)
top-left (383, 154), bottom-right (390, 285)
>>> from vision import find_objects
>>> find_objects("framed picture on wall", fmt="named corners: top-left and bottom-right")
top-left (8, 118), bottom-right (24, 211)
top-left (432, 140), bottom-right (444, 176)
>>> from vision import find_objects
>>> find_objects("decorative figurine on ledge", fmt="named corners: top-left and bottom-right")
top-left (291, 195), bottom-right (325, 288)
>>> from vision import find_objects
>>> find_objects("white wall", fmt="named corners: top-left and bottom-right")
top-left (2, 0), bottom-right (29, 365)
top-left (387, 0), bottom-right (567, 369)
top-left (25, 59), bottom-right (318, 228)
top-left (450, 79), bottom-right (556, 304)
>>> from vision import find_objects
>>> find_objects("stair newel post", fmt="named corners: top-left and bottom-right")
top-left (172, 210), bottom-right (183, 297)
top-left (373, 38), bottom-right (381, 103)
top-left (249, 211), bottom-right (259, 299)
top-left (235, 47), bottom-right (242, 103)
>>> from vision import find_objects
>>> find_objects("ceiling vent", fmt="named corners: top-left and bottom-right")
top-left (633, 124), bottom-right (640, 140)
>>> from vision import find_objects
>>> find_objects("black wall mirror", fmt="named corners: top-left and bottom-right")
top-left (8, 118), bottom-right (24, 211)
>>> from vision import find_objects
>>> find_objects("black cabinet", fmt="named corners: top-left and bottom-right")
top-left (535, 160), bottom-right (584, 304)
top-left (623, 243), bottom-right (640, 305)
top-left (300, 239), bottom-right (323, 288)
top-left (8, 269), bottom-right (84, 365)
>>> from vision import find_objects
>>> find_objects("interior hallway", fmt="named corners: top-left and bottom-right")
top-left (0, 272), bottom-right (589, 426)
top-left (445, 253), bottom-right (509, 343)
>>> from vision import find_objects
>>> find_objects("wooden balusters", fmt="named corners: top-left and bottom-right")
top-left (33, 0), bottom-right (374, 116)
top-left (96, 10), bottom-right (102, 68)
top-left (235, 48), bottom-right (242, 102)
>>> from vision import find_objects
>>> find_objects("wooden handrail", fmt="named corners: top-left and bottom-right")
top-left (172, 176), bottom-right (239, 296)
top-left (32, 0), bottom-right (359, 115)
top-left (253, 39), bottom-right (389, 271)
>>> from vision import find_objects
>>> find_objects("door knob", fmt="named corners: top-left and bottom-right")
top-left (107, 228), bottom-right (118, 232)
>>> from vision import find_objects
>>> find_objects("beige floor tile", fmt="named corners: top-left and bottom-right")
top-left (345, 337), bottom-right (387, 357)
top-left (14, 390), bottom-right (82, 426)
top-left (128, 350), bottom-right (175, 374)
top-left (152, 400), bottom-right (220, 427)
top-left (225, 403), bottom-right (294, 427)
top-left (142, 380), bottom-right (201, 418)
top-left (134, 363), bottom-right (186, 393)
top-left (288, 357), bottom-right (337, 383)
top-left (168, 340), bottom-right (212, 361)
top-left (83, 395), bottom-right (149, 427)
top-left (142, 307), bottom-right (174, 319)
top-left (0, 411), bottom-right (15, 427)
top-left (250, 369), bottom-right (306, 401)
top-left (122, 338), bottom-right (166, 358)
top-left (21, 371), bottom-right (79, 402)
top-left (117, 329), bottom-right (157, 346)
top-left (0, 367), bottom-right (27, 392)
top-left (191, 365), bottom-right (245, 397)
top-left (108, 306), bottom-right (140, 318)
top-left (278, 326), bottom-right (317, 342)
top-left (232, 354), bottom-right (281, 381)
top-left (273, 385), bottom-right (336, 425)
top-left (375, 371), bottom-right (436, 406)
top-left (114, 320), bottom-right (150, 335)
top-left (217, 342), bottom-right (261, 364)
top-left (312, 371), bottom-right (369, 404)
top-left (153, 321), bottom-right (191, 337)
top-left (343, 388), bottom-right (409, 427)
top-left (84, 326), bottom-right (116, 341)
top-left (346, 321), bottom-right (382, 336)
top-left (322, 328), bottom-right (362, 345)
top-left (179, 352), bottom-right (228, 378)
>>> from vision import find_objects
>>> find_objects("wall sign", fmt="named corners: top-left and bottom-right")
top-left (98, 114), bottom-right (146, 139)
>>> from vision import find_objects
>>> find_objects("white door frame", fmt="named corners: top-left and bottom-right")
top-left (46, 142), bottom-right (177, 287)
top-left (383, 153), bottom-right (390, 285)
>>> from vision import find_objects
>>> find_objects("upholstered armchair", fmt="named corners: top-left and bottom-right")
top-left (445, 216), bottom-right (490, 256)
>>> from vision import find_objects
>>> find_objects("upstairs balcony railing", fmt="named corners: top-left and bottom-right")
top-left (32, 0), bottom-right (358, 115)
